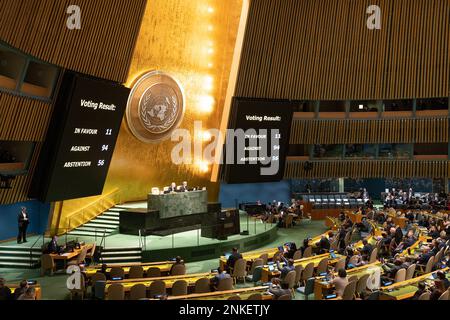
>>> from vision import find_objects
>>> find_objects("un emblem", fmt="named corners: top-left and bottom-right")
top-left (126, 71), bottom-right (185, 143)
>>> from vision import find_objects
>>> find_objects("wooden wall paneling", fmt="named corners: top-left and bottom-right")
top-left (0, 0), bottom-right (147, 83)
top-left (235, 0), bottom-right (449, 100)
top-left (284, 160), bottom-right (450, 179)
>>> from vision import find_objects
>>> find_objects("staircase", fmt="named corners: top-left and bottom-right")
top-left (67, 208), bottom-right (123, 237)
top-left (100, 246), bottom-right (142, 264)
top-left (0, 246), bottom-right (41, 268)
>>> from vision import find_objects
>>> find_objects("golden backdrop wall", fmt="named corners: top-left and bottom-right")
top-left (50, 0), bottom-right (244, 231)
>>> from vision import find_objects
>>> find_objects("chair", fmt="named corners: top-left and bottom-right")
top-left (330, 238), bottom-right (339, 251)
top-left (217, 277), bottom-right (234, 291)
top-left (128, 266), bottom-right (144, 279)
top-left (316, 258), bottom-right (328, 275)
top-left (69, 273), bottom-right (86, 300)
top-left (107, 283), bottom-right (124, 300)
top-left (294, 265), bottom-right (304, 286)
top-left (93, 280), bottom-right (106, 300)
top-left (300, 262), bottom-right (314, 285)
top-left (85, 243), bottom-right (96, 264)
top-left (418, 256), bottom-right (434, 275)
top-left (285, 215), bottom-right (294, 228)
top-left (129, 283), bottom-right (147, 300)
top-left (247, 259), bottom-right (264, 281)
top-left (293, 250), bottom-right (302, 260)
top-left (434, 249), bottom-right (444, 267)
top-left (418, 292), bottom-right (430, 300)
top-left (355, 273), bottom-right (370, 297)
top-left (344, 231), bottom-right (353, 247)
top-left (249, 258), bottom-right (264, 275)
top-left (369, 248), bottom-right (378, 263)
top-left (348, 255), bottom-right (360, 266)
top-left (90, 272), bottom-right (107, 285)
top-left (227, 295), bottom-right (241, 300)
top-left (405, 264), bottom-right (416, 280)
top-left (303, 246), bottom-right (312, 258)
top-left (424, 256), bottom-right (435, 274)
top-left (277, 294), bottom-right (292, 300)
top-left (394, 268), bottom-right (406, 283)
top-left (259, 253), bottom-right (268, 264)
top-left (194, 277), bottom-right (211, 293)
top-left (246, 293), bottom-right (262, 300)
top-left (283, 270), bottom-right (296, 295)
top-left (231, 258), bottom-right (247, 283)
top-left (171, 264), bottom-right (186, 276)
top-left (149, 280), bottom-right (166, 298)
top-left (438, 290), bottom-right (449, 300)
top-left (90, 272), bottom-right (106, 297)
top-left (341, 280), bottom-right (357, 300)
top-left (109, 267), bottom-right (125, 279)
top-left (249, 266), bottom-right (263, 285)
top-left (297, 277), bottom-right (315, 300)
top-left (171, 280), bottom-right (188, 296)
top-left (348, 275), bottom-right (358, 283)
top-left (40, 254), bottom-right (55, 276)
top-left (146, 267), bottom-right (161, 278)
top-left (335, 258), bottom-right (346, 272)
top-left (68, 247), bottom-right (88, 266)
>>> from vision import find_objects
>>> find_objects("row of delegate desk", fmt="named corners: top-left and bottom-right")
top-left (84, 261), bottom-right (175, 279)
top-left (379, 267), bottom-right (450, 300)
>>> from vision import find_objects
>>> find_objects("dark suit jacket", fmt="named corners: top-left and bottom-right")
top-left (47, 240), bottom-right (60, 254)
top-left (226, 252), bottom-right (243, 269)
top-left (18, 212), bottom-right (29, 227)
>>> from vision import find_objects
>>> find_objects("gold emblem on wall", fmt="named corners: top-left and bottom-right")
top-left (126, 71), bottom-right (185, 143)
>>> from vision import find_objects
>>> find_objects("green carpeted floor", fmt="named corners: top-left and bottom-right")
top-left (0, 219), bottom-right (327, 300)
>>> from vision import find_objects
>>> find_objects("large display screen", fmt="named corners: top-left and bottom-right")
top-left (223, 98), bottom-right (294, 183)
top-left (30, 72), bottom-right (129, 202)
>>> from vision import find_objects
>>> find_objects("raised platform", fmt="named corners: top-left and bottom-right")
top-left (115, 202), bottom-right (278, 262)
top-left (0, 203), bottom-right (278, 265)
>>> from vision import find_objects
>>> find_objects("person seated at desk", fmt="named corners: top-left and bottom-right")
top-left (338, 211), bottom-right (346, 223)
top-left (411, 282), bottom-right (427, 300)
top-left (435, 270), bottom-right (450, 291)
top-left (179, 181), bottom-right (189, 192)
top-left (284, 242), bottom-right (297, 259)
top-left (226, 247), bottom-right (242, 272)
top-left (428, 225), bottom-right (440, 239)
top-left (276, 257), bottom-right (295, 280)
top-left (211, 268), bottom-right (231, 290)
top-left (299, 238), bottom-right (311, 257)
top-left (267, 278), bottom-right (291, 299)
top-left (13, 280), bottom-right (28, 300)
top-left (382, 258), bottom-right (409, 279)
top-left (330, 268), bottom-right (349, 298)
top-left (417, 247), bottom-right (434, 265)
top-left (167, 182), bottom-right (177, 193)
top-left (17, 287), bottom-right (36, 300)
top-left (45, 236), bottom-right (65, 254)
top-left (359, 239), bottom-right (373, 259)
top-left (342, 216), bottom-right (353, 230)
top-left (170, 256), bottom-right (185, 275)
top-left (356, 217), bottom-right (372, 234)
top-left (430, 287), bottom-right (443, 300)
top-left (0, 278), bottom-right (11, 301)
top-left (316, 235), bottom-right (331, 254)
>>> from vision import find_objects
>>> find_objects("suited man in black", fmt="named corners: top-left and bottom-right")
top-left (17, 207), bottom-right (30, 244)
top-left (167, 182), bottom-right (177, 193)
top-left (179, 181), bottom-right (189, 192)
top-left (226, 247), bottom-right (242, 272)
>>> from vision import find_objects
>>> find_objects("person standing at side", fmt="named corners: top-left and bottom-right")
top-left (17, 207), bottom-right (30, 244)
